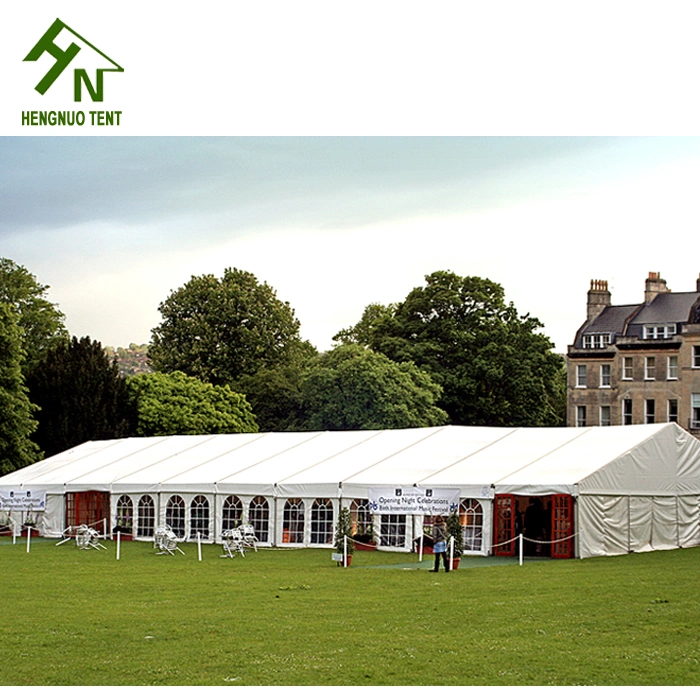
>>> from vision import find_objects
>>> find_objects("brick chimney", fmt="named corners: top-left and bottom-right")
top-left (645, 271), bottom-right (670, 304)
top-left (587, 279), bottom-right (611, 321)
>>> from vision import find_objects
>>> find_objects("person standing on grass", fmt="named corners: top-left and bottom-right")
top-left (431, 515), bottom-right (450, 572)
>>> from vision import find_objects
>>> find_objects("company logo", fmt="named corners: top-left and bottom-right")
top-left (21, 18), bottom-right (124, 128)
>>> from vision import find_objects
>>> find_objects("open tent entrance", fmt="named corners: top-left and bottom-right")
top-left (65, 491), bottom-right (110, 535)
top-left (494, 494), bottom-right (574, 558)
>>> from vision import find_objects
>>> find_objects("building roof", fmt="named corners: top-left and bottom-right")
top-left (631, 291), bottom-right (700, 325)
top-left (580, 304), bottom-right (639, 336)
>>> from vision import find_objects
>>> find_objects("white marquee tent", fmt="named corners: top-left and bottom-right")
top-left (1, 422), bottom-right (699, 559)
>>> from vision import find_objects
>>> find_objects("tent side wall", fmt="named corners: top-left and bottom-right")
top-left (578, 494), bottom-right (700, 558)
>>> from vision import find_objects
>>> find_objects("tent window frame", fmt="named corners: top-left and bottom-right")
top-left (190, 494), bottom-right (210, 540)
top-left (283, 498), bottom-right (305, 544)
top-left (115, 495), bottom-right (133, 535)
top-left (379, 514), bottom-right (406, 548)
top-left (310, 498), bottom-right (333, 545)
top-left (166, 495), bottom-right (186, 538)
top-left (249, 496), bottom-right (269, 543)
top-left (222, 495), bottom-right (243, 532)
top-left (460, 498), bottom-right (483, 553)
top-left (137, 495), bottom-right (155, 538)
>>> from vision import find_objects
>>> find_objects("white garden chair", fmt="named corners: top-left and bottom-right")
top-left (240, 523), bottom-right (258, 552)
top-left (154, 525), bottom-right (185, 555)
top-left (75, 524), bottom-right (107, 550)
top-left (220, 528), bottom-right (246, 558)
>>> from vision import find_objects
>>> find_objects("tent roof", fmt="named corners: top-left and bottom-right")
top-left (2, 423), bottom-right (698, 498)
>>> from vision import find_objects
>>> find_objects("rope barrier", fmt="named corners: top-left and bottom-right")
top-left (490, 531), bottom-right (578, 552)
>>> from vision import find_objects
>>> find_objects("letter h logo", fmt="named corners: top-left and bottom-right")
top-left (24, 18), bottom-right (123, 101)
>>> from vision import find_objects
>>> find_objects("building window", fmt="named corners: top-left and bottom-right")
top-left (379, 514), bottom-right (406, 548)
top-left (645, 399), bottom-right (655, 424)
top-left (460, 499), bottom-right (483, 553)
top-left (249, 496), bottom-right (269, 543)
top-left (576, 405), bottom-right (586, 427)
top-left (310, 498), bottom-right (333, 545)
top-left (694, 347), bottom-right (700, 369)
top-left (283, 498), bottom-right (305, 544)
top-left (137, 495), bottom-right (155, 538)
top-left (115, 495), bottom-right (133, 535)
top-left (668, 356), bottom-right (679, 380)
top-left (600, 364), bottom-right (611, 387)
top-left (165, 495), bottom-right (186, 538)
top-left (350, 499), bottom-right (373, 540)
top-left (622, 357), bottom-right (633, 380)
top-left (583, 333), bottom-right (611, 348)
top-left (692, 394), bottom-right (700, 429)
top-left (600, 406), bottom-right (611, 427)
top-left (643, 324), bottom-right (676, 339)
top-left (645, 357), bottom-right (656, 380)
top-left (623, 398), bottom-right (633, 425)
top-left (222, 495), bottom-right (243, 531)
top-left (576, 365), bottom-right (587, 388)
top-left (190, 495), bottom-right (210, 539)
top-left (668, 399), bottom-right (679, 423)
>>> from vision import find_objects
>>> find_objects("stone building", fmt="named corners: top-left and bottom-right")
top-left (567, 272), bottom-right (700, 436)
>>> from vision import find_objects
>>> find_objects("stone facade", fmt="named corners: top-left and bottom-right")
top-left (567, 273), bottom-right (700, 436)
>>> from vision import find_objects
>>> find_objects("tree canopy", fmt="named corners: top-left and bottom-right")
top-left (298, 344), bottom-right (449, 430)
top-left (128, 371), bottom-right (258, 436)
top-left (339, 271), bottom-right (565, 427)
top-left (0, 303), bottom-right (42, 474)
top-left (25, 336), bottom-right (138, 458)
top-left (149, 268), bottom-right (309, 385)
top-left (0, 258), bottom-right (69, 372)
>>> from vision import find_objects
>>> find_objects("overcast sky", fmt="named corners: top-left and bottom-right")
top-left (2, 135), bottom-right (700, 354)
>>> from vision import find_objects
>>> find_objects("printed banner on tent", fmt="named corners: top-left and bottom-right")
top-left (0, 489), bottom-right (46, 511)
top-left (368, 487), bottom-right (459, 515)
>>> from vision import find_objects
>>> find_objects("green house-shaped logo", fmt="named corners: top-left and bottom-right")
top-left (24, 18), bottom-right (123, 102)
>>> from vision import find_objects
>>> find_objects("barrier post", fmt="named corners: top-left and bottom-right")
top-left (343, 534), bottom-right (348, 567)
top-left (449, 535), bottom-right (454, 571)
top-left (197, 532), bottom-right (202, 561)
top-left (519, 533), bottom-right (524, 566)
top-left (26, 526), bottom-right (31, 553)
top-left (116, 530), bottom-right (121, 560)
top-left (419, 528), bottom-right (424, 562)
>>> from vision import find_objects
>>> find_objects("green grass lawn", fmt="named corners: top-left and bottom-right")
top-left (1, 537), bottom-right (699, 685)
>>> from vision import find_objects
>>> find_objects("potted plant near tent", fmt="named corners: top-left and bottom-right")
top-left (334, 507), bottom-right (355, 566)
top-left (353, 518), bottom-right (377, 551)
top-left (446, 509), bottom-right (464, 570)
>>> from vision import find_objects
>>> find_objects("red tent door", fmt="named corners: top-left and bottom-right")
top-left (551, 494), bottom-right (574, 559)
top-left (494, 494), bottom-right (516, 556)
top-left (65, 491), bottom-right (110, 535)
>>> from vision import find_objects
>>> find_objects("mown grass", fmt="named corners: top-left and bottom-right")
top-left (1, 538), bottom-right (699, 685)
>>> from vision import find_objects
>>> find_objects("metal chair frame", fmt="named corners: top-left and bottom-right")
top-left (154, 525), bottom-right (185, 555)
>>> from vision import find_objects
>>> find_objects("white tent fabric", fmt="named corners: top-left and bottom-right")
top-left (2, 422), bottom-right (699, 558)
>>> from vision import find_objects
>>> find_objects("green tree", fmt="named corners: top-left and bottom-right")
top-left (333, 303), bottom-right (395, 347)
top-left (299, 344), bottom-right (449, 430)
top-left (25, 337), bottom-right (138, 458)
top-left (149, 268), bottom-right (308, 385)
top-left (0, 303), bottom-right (42, 474)
top-left (128, 371), bottom-right (258, 436)
top-left (361, 271), bottom-right (565, 426)
top-left (0, 258), bottom-right (69, 372)
top-left (232, 339), bottom-right (317, 432)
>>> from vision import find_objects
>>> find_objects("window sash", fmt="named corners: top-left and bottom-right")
top-left (645, 357), bottom-right (656, 380)
top-left (622, 357), bottom-right (633, 380)
top-left (576, 365), bottom-right (587, 387)
top-left (668, 356), bottom-right (679, 380)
